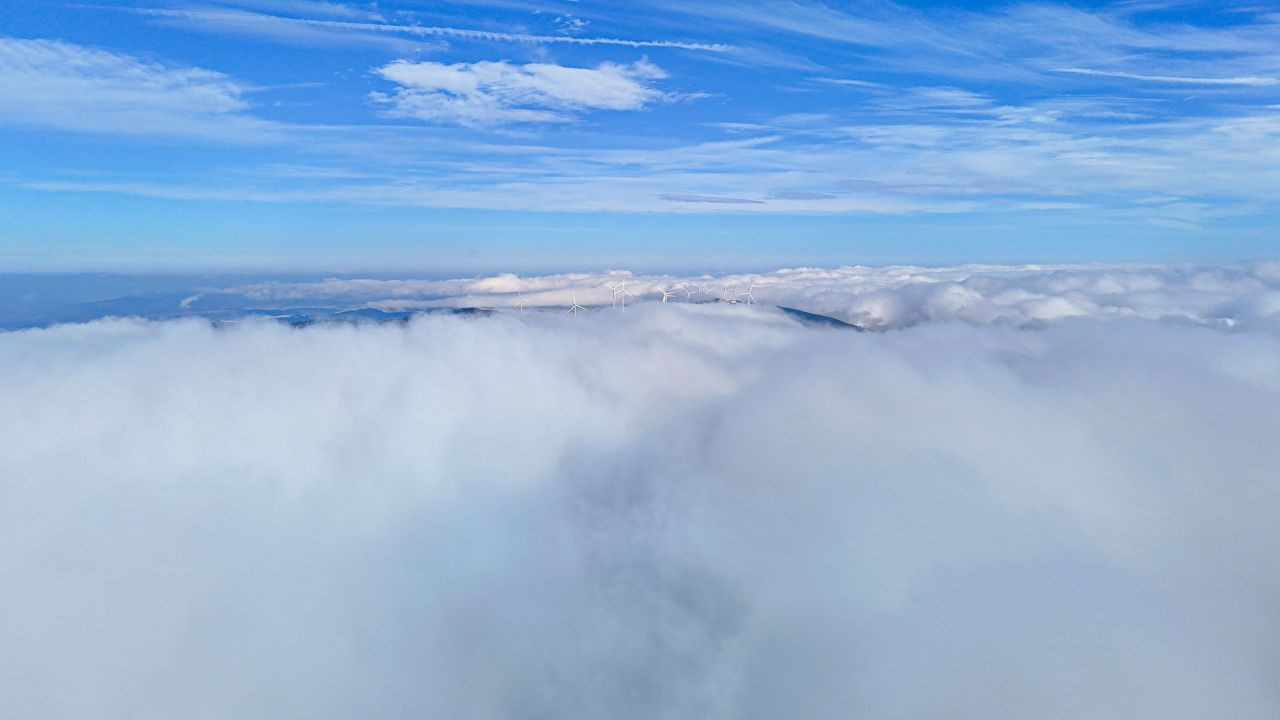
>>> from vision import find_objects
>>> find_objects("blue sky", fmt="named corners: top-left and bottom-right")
top-left (1, 0), bottom-right (1278, 271)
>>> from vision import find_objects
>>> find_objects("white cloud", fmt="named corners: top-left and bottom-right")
top-left (2, 305), bottom-right (1279, 717)
top-left (371, 58), bottom-right (671, 127)
top-left (6, 8), bottom-right (1279, 217)
top-left (0, 38), bottom-right (278, 141)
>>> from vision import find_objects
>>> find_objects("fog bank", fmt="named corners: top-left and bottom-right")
top-left (2, 305), bottom-right (1279, 718)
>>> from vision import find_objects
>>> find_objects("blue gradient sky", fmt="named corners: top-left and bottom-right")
top-left (2, 1), bottom-right (1278, 271)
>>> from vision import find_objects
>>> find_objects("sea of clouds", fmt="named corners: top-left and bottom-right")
top-left (3, 264), bottom-right (1280, 718)
top-left (230, 261), bottom-right (1280, 332)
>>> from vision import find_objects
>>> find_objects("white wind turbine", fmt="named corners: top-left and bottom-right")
top-left (568, 292), bottom-right (586, 316)
top-left (609, 279), bottom-right (634, 309)
top-left (515, 292), bottom-right (529, 312)
top-left (658, 287), bottom-right (677, 303)
top-left (736, 283), bottom-right (757, 304)
top-left (722, 285), bottom-right (736, 303)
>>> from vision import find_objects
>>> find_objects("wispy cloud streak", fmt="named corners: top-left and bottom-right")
top-left (133, 7), bottom-right (733, 51)
top-left (1055, 67), bottom-right (1280, 86)
top-left (0, 37), bottom-right (281, 141)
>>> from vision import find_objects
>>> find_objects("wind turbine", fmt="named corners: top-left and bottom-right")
top-left (568, 292), bottom-right (585, 316)
top-left (680, 284), bottom-right (697, 301)
top-left (722, 285), bottom-right (736, 303)
top-left (658, 287), bottom-right (676, 303)
top-left (610, 279), bottom-right (634, 309)
top-left (736, 283), bottom-right (757, 304)
top-left (515, 292), bottom-right (529, 312)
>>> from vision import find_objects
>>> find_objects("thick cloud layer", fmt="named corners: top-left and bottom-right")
top-left (2, 304), bottom-right (1280, 718)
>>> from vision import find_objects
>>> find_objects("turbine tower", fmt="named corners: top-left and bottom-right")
top-left (568, 292), bottom-right (585, 316)
top-left (658, 287), bottom-right (676, 303)
top-left (610, 279), bottom-right (634, 309)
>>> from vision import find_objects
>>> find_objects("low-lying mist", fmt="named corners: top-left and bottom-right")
top-left (2, 303), bottom-right (1278, 718)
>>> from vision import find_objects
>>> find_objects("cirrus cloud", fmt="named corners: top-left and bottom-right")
top-left (0, 37), bottom-right (279, 141)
